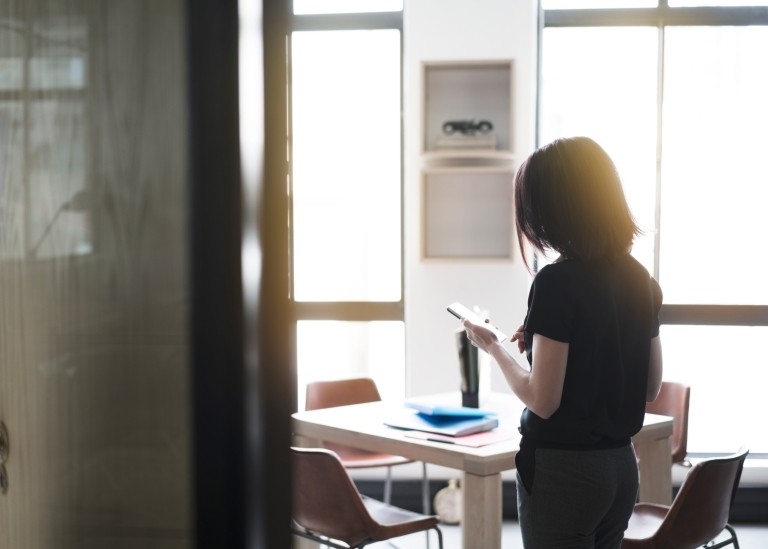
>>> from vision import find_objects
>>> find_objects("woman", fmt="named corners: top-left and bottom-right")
top-left (462, 136), bottom-right (663, 549)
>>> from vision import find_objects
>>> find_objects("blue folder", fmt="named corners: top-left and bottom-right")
top-left (384, 408), bottom-right (499, 437)
top-left (404, 400), bottom-right (497, 418)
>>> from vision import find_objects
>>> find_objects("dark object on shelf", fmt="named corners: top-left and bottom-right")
top-left (442, 119), bottom-right (493, 135)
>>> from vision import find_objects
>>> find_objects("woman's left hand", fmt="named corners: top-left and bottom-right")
top-left (462, 318), bottom-right (500, 352)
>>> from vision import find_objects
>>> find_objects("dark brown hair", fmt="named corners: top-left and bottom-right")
top-left (514, 136), bottom-right (640, 272)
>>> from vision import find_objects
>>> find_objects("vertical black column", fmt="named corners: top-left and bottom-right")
top-left (186, 0), bottom-right (246, 547)
top-left (187, 0), bottom-right (294, 547)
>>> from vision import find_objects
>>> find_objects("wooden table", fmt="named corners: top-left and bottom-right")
top-left (292, 392), bottom-right (673, 549)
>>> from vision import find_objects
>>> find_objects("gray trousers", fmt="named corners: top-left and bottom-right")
top-left (516, 444), bottom-right (639, 549)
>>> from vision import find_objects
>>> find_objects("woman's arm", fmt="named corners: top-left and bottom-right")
top-left (463, 320), bottom-right (568, 419)
top-left (646, 335), bottom-right (663, 401)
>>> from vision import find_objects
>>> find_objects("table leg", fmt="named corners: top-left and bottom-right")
top-left (462, 471), bottom-right (502, 549)
top-left (635, 435), bottom-right (672, 504)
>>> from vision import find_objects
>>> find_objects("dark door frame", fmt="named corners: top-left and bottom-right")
top-left (187, 1), bottom-right (294, 547)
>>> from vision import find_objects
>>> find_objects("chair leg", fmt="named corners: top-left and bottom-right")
top-left (421, 462), bottom-right (431, 549)
top-left (732, 524), bottom-right (741, 549)
top-left (421, 461), bottom-right (430, 514)
top-left (383, 465), bottom-right (393, 505)
top-left (292, 526), bottom-right (352, 549)
top-left (381, 462), bottom-right (433, 549)
top-left (432, 525), bottom-right (444, 549)
top-left (382, 463), bottom-right (428, 512)
top-left (706, 524), bottom-right (740, 549)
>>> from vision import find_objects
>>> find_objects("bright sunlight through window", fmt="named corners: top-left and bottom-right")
top-left (291, 30), bottom-right (402, 302)
top-left (541, 16), bottom-right (768, 453)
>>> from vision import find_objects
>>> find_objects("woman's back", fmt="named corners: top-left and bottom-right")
top-left (520, 254), bottom-right (662, 447)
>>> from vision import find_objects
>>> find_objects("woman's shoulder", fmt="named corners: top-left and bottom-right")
top-left (618, 253), bottom-right (650, 274)
top-left (533, 260), bottom-right (581, 289)
top-left (535, 257), bottom-right (586, 278)
top-left (616, 255), bottom-right (661, 290)
top-left (537, 254), bottom-right (654, 284)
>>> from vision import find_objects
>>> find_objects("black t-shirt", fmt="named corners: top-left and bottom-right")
top-left (520, 254), bottom-right (663, 449)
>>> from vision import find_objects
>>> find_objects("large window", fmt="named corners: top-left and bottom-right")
top-left (539, 2), bottom-right (768, 454)
top-left (290, 6), bottom-right (404, 405)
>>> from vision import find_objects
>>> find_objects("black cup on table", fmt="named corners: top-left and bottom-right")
top-left (456, 329), bottom-right (479, 408)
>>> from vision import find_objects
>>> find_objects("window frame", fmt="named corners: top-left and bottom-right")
top-left (538, 1), bottom-right (768, 330)
top-left (288, 13), bottom-right (405, 319)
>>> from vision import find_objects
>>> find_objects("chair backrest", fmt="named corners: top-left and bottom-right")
top-left (305, 377), bottom-right (383, 411)
top-left (291, 446), bottom-right (376, 547)
top-left (305, 378), bottom-right (385, 458)
top-left (654, 448), bottom-right (748, 548)
top-left (645, 381), bottom-right (690, 463)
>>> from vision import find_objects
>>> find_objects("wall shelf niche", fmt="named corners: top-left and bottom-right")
top-left (420, 59), bottom-right (516, 260)
top-left (422, 60), bottom-right (514, 160)
top-left (421, 166), bottom-right (515, 260)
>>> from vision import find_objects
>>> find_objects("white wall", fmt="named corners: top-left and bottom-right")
top-left (403, 1), bottom-right (538, 399)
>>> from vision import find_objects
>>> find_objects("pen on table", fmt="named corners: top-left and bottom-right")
top-left (426, 437), bottom-right (456, 444)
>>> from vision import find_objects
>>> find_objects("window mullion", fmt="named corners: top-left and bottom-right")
top-left (653, 24), bottom-right (664, 282)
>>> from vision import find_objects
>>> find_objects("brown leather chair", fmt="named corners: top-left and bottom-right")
top-left (291, 446), bottom-right (443, 549)
top-left (305, 377), bottom-right (429, 513)
top-left (621, 448), bottom-right (748, 549)
top-left (645, 381), bottom-right (691, 466)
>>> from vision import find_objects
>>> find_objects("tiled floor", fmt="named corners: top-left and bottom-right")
top-left (365, 520), bottom-right (768, 548)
